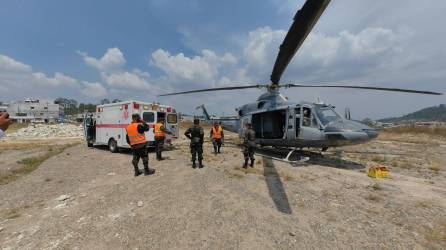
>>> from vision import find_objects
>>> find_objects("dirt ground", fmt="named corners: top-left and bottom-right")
top-left (0, 125), bottom-right (445, 249)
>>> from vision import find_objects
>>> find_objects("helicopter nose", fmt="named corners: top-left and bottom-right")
top-left (363, 128), bottom-right (379, 139)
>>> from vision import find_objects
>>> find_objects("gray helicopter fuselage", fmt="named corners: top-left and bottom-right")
top-left (218, 90), bottom-right (378, 149)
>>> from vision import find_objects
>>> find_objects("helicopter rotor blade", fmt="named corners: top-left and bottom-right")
top-left (159, 84), bottom-right (269, 97)
top-left (284, 84), bottom-right (443, 95)
top-left (270, 0), bottom-right (330, 85)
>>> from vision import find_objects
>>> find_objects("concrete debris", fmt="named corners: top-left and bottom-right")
top-left (55, 194), bottom-right (70, 202)
top-left (137, 201), bottom-right (144, 207)
top-left (108, 214), bottom-right (121, 221)
top-left (5, 123), bottom-right (83, 139)
top-left (54, 203), bottom-right (68, 209)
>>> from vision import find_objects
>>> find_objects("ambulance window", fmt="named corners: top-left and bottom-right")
top-left (143, 112), bottom-right (154, 123)
top-left (167, 114), bottom-right (177, 124)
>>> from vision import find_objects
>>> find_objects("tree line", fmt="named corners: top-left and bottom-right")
top-left (54, 98), bottom-right (122, 115)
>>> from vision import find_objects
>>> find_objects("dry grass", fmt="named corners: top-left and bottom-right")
top-left (0, 143), bottom-right (79, 186)
top-left (2, 207), bottom-right (22, 219)
top-left (384, 126), bottom-right (446, 138)
top-left (429, 161), bottom-right (442, 172)
top-left (5, 122), bottom-right (30, 133)
top-left (396, 160), bottom-right (413, 169)
top-left (371, 155), bottom-right (386, 163)
top-left (425, 221), bottom-right (446, 246)
top-left (0, 203), bottom-right (33, 220)
top-left (364, 192), bottom-right (381, 202)
top-left (368, 182), bottom-right (383, 191)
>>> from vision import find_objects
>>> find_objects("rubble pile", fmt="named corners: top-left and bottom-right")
top-left (5, 123), bottom-right (84, 139)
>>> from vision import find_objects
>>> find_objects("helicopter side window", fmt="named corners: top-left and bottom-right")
top-left (302, 107), bottom-right (312, 127)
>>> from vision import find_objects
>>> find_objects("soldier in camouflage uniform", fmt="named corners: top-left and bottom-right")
top-left (243, 122), bottom-right (256, 168)
top-left (184, 118), bottom-right (204, 168)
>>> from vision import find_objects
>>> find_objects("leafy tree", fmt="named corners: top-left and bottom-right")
top-left (100, 99), bottom-right (110, 105)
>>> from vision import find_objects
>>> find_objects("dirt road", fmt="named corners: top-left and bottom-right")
top-left (0, 130), bottom-right (445, 249)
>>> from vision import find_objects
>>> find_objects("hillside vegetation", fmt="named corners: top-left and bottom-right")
top-left (380, 104), bottom-right (446, 122)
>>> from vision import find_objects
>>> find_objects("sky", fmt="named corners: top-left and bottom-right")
top-left (0, 0), bottom-right (445, 119)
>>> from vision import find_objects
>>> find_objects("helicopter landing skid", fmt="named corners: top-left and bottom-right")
top-left (254, 147), bottom-right (310, 164)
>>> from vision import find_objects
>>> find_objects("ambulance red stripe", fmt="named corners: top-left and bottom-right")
top-left (96, 124), bottom-right (156, 128)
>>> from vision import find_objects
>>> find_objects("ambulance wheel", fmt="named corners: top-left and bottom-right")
top-left (108, 139), bottom-right (118, 153)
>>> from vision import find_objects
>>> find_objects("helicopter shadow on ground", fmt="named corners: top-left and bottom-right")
top-left (262, 157), bottom-right (293, 215)
top-left (298, 151), bottom-right (366, 170)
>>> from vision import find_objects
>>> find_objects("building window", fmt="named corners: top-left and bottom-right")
top-left (30, 107), bottom-right (35, 109)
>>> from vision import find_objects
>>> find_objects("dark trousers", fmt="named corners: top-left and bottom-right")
top-left (190, 143), bottom-right (203, 163)
top-left (243, 145), bottom-right (255, 161)
top-left (212, 138), bottom-right (222, 153)
top-left (132, 145), bottom-right (149, 172)
top-left (154, 137), bottom-right (164, 160)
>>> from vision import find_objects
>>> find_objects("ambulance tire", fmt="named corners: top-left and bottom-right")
top-left (108, 138), bottom-right (118, 153)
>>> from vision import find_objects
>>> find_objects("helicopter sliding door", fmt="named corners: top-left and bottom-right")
top-left (298, 104), bottom-right (324, 141)
top-left (252, 109), bottom-right (286, 139)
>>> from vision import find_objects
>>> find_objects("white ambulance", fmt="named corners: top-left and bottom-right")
top-left (85, 100), bottom-right (179, 152)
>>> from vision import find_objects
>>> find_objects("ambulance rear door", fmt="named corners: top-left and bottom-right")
top-left (166, 111), bottom-right (179, 143)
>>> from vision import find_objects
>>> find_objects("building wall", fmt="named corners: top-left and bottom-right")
top-left (7, 100), bottom-right (62, 123)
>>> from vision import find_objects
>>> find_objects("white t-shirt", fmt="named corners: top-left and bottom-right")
top-left (0, 129), bottom-right (4, 139)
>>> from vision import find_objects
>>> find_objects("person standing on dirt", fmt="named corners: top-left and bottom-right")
top-left (0, 111), bottom-right (11, 139)
top-left (126, 114), bottom-right (155, 176)
top-left (210, 122), bottom-right (224, 154)
top-left (242, 122), bottom-right (256, 168)
top-left (185, 118), bottom-right (204, 169)
top-left (154, 117), bottom-right (172, 161)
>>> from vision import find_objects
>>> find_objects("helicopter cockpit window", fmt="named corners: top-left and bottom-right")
top-left (315, 107), bottom-right (341, 126)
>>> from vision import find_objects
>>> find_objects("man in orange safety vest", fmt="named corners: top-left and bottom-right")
top-left (210, 122), bottom-right (224, 154)
top-left (126, 114), bottom-right (155, 176)
top-left (154, 117), bottom-right (172, 161)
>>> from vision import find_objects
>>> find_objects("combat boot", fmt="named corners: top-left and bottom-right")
top-left (250, 159), bottom-right (255, 168)
top-left (243, 159), bottom-right (248, 169)
top-left (144, 165), bottom-right (155, 176)
top-left (134, 169), bottom-right (142, 177)
top-left (144, 168), bottom-right (155, 176)
top-left (133, 165), bottom-right (142, 177)
top-left (199, 160), bottom-right (204, 168)
top-left (192, 162), bottom-right (197, 169)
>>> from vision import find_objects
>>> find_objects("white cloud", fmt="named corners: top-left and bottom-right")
top-left (78, 48), bottom-right (126, 72)
top-left (0, 54), bottom-right (114, 101)
top-left (80, 81), bottom-right (108, 98)
top-left (239, 26), bottom-right (409, 83)
top-left (0, 54), bottom-right (87, 100)
top-left (101, 71), bottom-right (151, 90)
top-left (151, 49), bottom-right (237, 86)
top-left (0, 55), bottom-right (32, 73)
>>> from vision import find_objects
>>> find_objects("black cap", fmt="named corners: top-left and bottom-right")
top-left (132, 114), bottom-right (141, 120)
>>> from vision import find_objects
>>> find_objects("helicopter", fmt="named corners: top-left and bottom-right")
top-left (160, 0), bottom-right (442, 162)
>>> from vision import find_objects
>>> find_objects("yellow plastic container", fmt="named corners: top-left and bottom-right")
top-left (368, 165), bottom-right (389, 178)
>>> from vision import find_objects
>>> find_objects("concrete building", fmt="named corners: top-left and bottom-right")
top-left (6, 99), bottom-right (63, 123)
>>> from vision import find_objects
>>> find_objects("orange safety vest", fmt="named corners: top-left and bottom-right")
top-left (126, 123), bottom-right (146, 146)
top-left (154, 123), bottom-right (166, 138)
top-left (212, 126), bottom-right (222, 139)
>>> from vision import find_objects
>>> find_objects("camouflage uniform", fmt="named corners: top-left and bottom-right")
top-left (243, 128), bottom-right (256, 168)
top-left (185, 124), bottom-right (204, 168)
